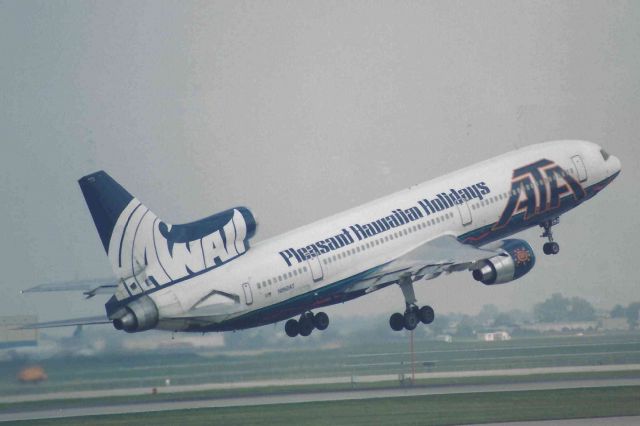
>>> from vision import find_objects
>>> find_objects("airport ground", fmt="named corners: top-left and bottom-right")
top-left (4, 384), bottom-right (640, 425)
top-left (1, 332), bottom-right (640, 424)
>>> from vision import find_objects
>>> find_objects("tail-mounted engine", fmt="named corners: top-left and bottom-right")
top-left (472, 239), bottom-right (536, 285)
top-left (111, 295), bottom-right (159, 333)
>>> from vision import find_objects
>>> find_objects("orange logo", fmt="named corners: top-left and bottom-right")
top-left (513, 247), bottom-right (531, 265)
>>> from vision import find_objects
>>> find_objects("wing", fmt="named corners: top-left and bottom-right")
top-left (17, 316), bottom-right (111, 329)
top-left (347, 234), bottom-right (499, 293)
top-left (385, 234), bottom-right (497, 276)
top-left (21, 278), bottom-right (117, 299)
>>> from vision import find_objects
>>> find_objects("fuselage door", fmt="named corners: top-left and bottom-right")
top-left (242, 282), bottom-right (253, 305)
top-left (307, 254), bottom-right (324, 282)
top-left (455, 200), bottom-right (473, 226)
top-left (571, 155), bottom-right (588, 182)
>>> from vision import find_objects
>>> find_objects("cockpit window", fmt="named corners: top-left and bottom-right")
top-left (600, 149), bottom-right (610, 161)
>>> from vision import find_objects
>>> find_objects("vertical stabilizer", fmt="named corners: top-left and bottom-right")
top-left (79, 171), bottom-right (134, 253)
top-left (78, 171), bottom-right (257, 307)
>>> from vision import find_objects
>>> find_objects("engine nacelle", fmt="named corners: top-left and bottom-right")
top-left (472, 239), bottom-right (536, 285)
top-left (112, 295), bottom-right (159, 333)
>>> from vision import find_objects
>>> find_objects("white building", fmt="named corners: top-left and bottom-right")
top-left (477, 331), bottom-right (511, 341)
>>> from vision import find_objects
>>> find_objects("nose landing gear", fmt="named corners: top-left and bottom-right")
top-left (389, 275), bottom-right (435, 332)
top-left (540, 218), bottom-right (560, 255)
top-left (285, 311), bottom-right (330, 337)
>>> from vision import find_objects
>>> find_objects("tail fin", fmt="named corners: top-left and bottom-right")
top-left (79, 171), bottom-right (256, 302)
top-left (79, 171), bottom-right (134, 253)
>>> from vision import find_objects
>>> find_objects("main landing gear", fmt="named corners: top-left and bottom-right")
top-left (285, 311), bottom-right (329, 338)
top-left (540, 218), bottom-right (560, 255)
top-left (389, 275), bottom-right (435, 331)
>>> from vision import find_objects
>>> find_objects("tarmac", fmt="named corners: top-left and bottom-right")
top-left (1, 377), bottom-right (639, 422)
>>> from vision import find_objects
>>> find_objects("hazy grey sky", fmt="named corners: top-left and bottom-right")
top-left (2, 1), bottom-right (639, 322)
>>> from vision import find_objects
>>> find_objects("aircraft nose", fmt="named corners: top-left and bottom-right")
top-left (608, 154), bottom-right (621, 176)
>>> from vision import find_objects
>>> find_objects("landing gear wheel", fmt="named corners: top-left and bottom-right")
top-left (389, 313), bottom-right (405, 331)
top-left (540, 218), bottom-right (560, 255)
top-left (285, 319), bottom-right (299, 337)
top-left (403, 310), bottom-right (419, 331)
top-left (419, 306), bottom-right (435, 324)
top-left (313, 312), bottom-right (329, 331)
top-left (298, 314), bottom-right (314, 337)
top-left (543, 242), bottom-right (560, 255)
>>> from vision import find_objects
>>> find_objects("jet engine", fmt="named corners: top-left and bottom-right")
top-left (112, 295), bottom-right (159, 333)
top-left (472, 239), bottom-right (536, 285)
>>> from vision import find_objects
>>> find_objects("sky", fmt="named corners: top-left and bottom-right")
top-left (1, 1), bottom-right (639, 324)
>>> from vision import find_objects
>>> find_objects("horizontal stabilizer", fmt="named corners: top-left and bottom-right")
top-left (18, 316), bottom-right (111, 329)
top-left (22, 278), bottom-right (117, 299)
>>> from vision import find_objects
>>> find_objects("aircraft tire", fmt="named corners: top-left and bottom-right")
top-left (285, 319), bottom-right (299, 337)
top-left (313, 312), bottom-right (329, 330)
top-left (543, 242), bottom-right (560, 255)
top-left (404, 311), bottom-right (419, 331)
top-left (299, 321), bottom-right (313, 337)
top-left (389, 313), bottom-right (404, 331)
top-left (419, 305), bottom-right (435, 324)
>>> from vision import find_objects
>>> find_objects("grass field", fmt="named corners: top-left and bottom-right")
top-left (19, 386), bottom-right (640, 426)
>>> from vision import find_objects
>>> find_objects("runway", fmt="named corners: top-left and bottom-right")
top-left (1, 377), bottom-right (639, 422)
top-left (488, 417), bottom-right (640, 425)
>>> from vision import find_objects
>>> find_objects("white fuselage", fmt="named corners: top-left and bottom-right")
top-left (150, 140), bottom-right (620, 331)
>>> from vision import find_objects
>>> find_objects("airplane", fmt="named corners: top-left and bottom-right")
top-left (23, 140), bottom-right (620, 337)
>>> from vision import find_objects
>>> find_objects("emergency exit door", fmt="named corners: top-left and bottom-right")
top-left (242, 282), bottom-right (253, 305)
top-left (571, 155), bottom-right (588, 182)
top-left (455, 200), bottom-right (473, 226)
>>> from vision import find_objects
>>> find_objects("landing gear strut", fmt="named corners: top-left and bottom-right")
top-left (540, 218), bottom-right (560, 255)
top-left (389, 274), bottom-right (435, 332)
top-left (285, 311), bottom-right (330, 338)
